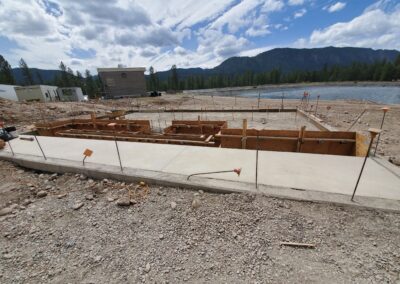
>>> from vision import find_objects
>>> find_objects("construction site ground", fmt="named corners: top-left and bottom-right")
top-left (1, 160), bottom-right (400, 283)
top-left (1, 91), bottom-right (400, 283)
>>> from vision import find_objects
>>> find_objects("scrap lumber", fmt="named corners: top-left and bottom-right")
top-left (280, 241), bottom-right (316, 248)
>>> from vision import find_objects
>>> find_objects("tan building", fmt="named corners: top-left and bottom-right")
top-left (97, 67), bottom-right (146, 99)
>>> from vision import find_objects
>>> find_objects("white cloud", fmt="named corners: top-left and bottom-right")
top-left (296, 7), bottom-right (400, 49)
top-left (210, 0), bottom-right (264, 33)
top-left (294, 8), bottom-right (307, 18)
top-left (261, 0), bottom-right (284, 12)
top-left (288, 0), bottom-right (304, 6)
top-left (326, 2), bottom-right (346, 13)
top-left (246, 26), bottom-right (271, 37)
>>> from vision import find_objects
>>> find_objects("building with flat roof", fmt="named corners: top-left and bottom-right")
top-left (97, 67), bottom-right (146, 99)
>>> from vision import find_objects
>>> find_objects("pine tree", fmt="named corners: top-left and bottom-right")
top-left (149, 66), bottom-right (158, 91)
top-left (0, 55), bottom-right (15, 84)
top-left (19, 58), bottom-right (34, 85)
top-left (170, 64), bottom-right (179, 91)
top-left (59, 61), bottom-right (70, 87)
top-left (84, 69), bottom-right (95, 98)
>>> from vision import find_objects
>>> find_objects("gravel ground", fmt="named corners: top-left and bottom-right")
top-left (1, 160), bottom-right (400, 283)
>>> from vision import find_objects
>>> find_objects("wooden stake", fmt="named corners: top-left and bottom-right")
top-left (297, 126), bottom-right (306, 152)
top-left (242, 119), bottom-right (247, 149)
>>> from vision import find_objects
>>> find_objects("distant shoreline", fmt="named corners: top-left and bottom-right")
top-left (183, 81), bottom-right (400, 94)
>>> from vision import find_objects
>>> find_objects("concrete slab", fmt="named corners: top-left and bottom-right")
top-left (258, 152), bottom-right (400, 200)
top-left (2, 135), bottom-right (400, 210)
top-left (161, 146), bottom-right (255, 182)
top-left (125, 111), bottom-right (319, 131)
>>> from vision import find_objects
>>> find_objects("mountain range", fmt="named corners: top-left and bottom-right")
top-left (10, 47), bottom-right (400, 85)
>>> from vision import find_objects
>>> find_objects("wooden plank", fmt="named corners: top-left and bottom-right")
top-left (242, 119), bottom-right (247, 149)
top-left (280, 242), bottom-right (315, 248)
top-left (297, 126), bottom-right (306, 152)
top-left (355, 132), bottom-right (369, 157)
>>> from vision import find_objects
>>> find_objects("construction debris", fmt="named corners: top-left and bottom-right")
top-left (280, 242), bottom-right (316, 249)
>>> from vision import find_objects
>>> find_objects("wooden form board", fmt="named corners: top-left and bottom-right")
top-left (36, 119), bottom-right (151, 136)
top-left (57, 130), bottom-right (215, 147)
top-left (165, 120), bottom-right (227, 136)
top-left (216, 128), bottom-right (358, 156)
top-left (355, 132), bottom-right (369, 157)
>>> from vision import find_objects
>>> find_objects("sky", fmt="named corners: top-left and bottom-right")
top-left (0, 0), bottom-right (399, 74)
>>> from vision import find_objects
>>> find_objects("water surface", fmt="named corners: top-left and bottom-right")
top-left (211, 86), bottom-right (400, 104)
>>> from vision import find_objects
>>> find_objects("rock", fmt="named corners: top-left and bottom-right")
top-left (170, 202), bottom-right (177, 209)
top-left (85, 194), bottom-right (94, 200)
top-left (0, 207), bottom-right (12, 216)
top-left (139, 181), bottom-right (146, 187)
top-left (116, 198), bottom-right (131, 206)
top-left (159, 234), bottom-right (164, 240)
top-left (73, 202), bottom-right (84, 210)
top-left (107, 197), bottom-right (115, 202)
top-left (198, 190), bottom-right (204, 194)
top-left (57, 193), bottom-right (67, 199)
top-left (79, 174), bottom-right (86, 180)
top-left (144, 263), bottom-right (151, 273)
top-left (22, 199), bottom-right (33, 206)
top-left (94, 255), bottom-right (103, 262)
top-left (36, 190), bottom-right (47, 198)
top-left (192, 198), bottom-right (201, 209)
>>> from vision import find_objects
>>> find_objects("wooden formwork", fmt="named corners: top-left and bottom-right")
top-left (34, 118), bottom-right (217, 147)
top-left (215, 127), bottom-right (368, 156)
top-left (35, 118), bottom-right (151, 136)
top-left (34, 117), bottom-right (368, 156)
top-left (55, 128), bottom-right (216, 146)
top-left (164, 120), bottom-right (227, 136)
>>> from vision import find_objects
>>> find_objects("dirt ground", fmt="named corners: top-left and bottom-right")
top-left (1, 92), bottom-right (400, 283)
top-left (1, 160), bottom-right (400, 283)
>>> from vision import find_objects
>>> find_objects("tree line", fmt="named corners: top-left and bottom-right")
top-left (147, 55), bottom-right (400, 91)
top-left (0, 54), bottom-right (101, 98)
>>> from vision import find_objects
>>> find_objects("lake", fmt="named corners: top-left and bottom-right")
top-left (207, 85), bottom-right (400, 104)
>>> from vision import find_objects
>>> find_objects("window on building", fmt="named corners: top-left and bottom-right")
top-left (121, 72), bottom-right (127, 78)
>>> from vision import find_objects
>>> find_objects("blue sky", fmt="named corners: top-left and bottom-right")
top-left (0, 0), bottom-right (399, 74)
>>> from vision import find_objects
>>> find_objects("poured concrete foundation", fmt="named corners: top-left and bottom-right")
top-left (1, 135), bottom-right (400, 211)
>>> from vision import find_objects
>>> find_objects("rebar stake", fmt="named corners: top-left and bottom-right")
top-left (351, 128), bottom-right (381, 201)
top-left (187, 168), bottom-right (241, 180)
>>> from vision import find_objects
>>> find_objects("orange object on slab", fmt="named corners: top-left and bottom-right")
top-left (83, 148), bottom-right (93, 157)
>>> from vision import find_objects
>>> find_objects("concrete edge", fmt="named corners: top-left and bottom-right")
top-left (1, 153), bottom-right (400, 213)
